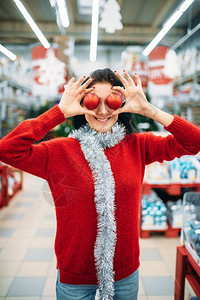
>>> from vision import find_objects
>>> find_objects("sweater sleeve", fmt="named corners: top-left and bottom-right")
top-left (144, 115), bottom-right (200, 165)
top-left (0, 105), bottom-right (66, 179)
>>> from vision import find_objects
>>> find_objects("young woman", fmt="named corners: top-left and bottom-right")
top-left (0, 68), bottom-right (200, 300)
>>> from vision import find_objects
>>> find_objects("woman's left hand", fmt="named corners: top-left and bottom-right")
top-left (111, 70), bottom-right (150, 116)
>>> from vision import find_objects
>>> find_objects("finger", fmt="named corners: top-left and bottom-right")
top-left (134, 73), bottom-right (142, 87)
top-left (111, 86), bottom-right (127, 98)
top-left (79, 77), bottom-right (93, 91)
top-left (84, 87), bottom-right (95, 94)
top-left (74, 76), bottom-right (87, 87)
top-left (67, 77), bottom-right (75, 87)
top-left (79, 87), bottom-right (95, 100)
top-left (111, 86), bottom-right (124, 92)
top-left (123, 70), bottom-right (136, 86)
top-left (114, 71), bottom-right (129, 89)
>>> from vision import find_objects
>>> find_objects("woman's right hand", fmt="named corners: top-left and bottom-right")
top-left (58, 76), bottom-right (96, 118)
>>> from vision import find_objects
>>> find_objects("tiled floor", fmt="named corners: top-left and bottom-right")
top-left (0, 173), bottom-right (180, 300)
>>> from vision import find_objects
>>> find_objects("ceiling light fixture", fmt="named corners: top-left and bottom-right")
top-left (49, 0), bottom-right (70, 34)
top-left (0, 44), bottom-right (17, 61)
top-left (12, 0), bottom-right (50, 49)
top-left (90, 0), bottom-right (100, 62)
top-left (77, 0), bottom-right (104, 15)
top-left (56, 0), bottom-right (70, 28)
top-left (143, 0), bottom-right (196, 56)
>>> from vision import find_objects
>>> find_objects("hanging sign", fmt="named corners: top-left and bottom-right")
top-left (148, 46), bottom-right (173, 97)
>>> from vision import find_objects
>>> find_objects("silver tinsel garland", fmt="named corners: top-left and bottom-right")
top-left (69, 122), bottom-right (126, 300)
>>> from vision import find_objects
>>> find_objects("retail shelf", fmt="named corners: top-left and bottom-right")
top-left (140, 221), bottom-right (181, 239)
top-left (142, 182), bottom-right (200, 196)
top-left (173, 71), bottom-right (200, 87)
top-left (1, 98), bottom-right (31, 108)
top-left (165, 101), bottom-right (200, 127)
top-left (174, 246), bottom-right (200, 300)
top-left (180, 100), bottom-right (200, 107)
top-left (0, 74), bottom-right (31, 93)
top-left (166, 100), bottom-right (200, 108)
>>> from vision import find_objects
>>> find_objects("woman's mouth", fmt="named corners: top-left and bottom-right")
top-left (94, 117), bottom-right (111, 123)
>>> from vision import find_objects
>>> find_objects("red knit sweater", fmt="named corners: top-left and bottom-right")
top-left (0, 105), bottom-right (200, 284)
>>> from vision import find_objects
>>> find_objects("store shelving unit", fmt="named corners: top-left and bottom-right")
top-left (0, 74), bottom-right (31, 93)
top-left (167, 71), bottom-right (200, 126)
top-left (173, 71), bottom-right (200, 88)
top-left (174, 246), bottom-right (200, 300)
top-left (0, 53), bottom-right (34, 138)
top-left (0, 74), bottom-right (32, 138)
top-left (140, 182), bottom-right (200, 239)
top-left (0, 163), bottom-right (23, 209)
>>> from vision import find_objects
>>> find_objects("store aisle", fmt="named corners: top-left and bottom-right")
top-left (0, 173), bottom-right (179, 300)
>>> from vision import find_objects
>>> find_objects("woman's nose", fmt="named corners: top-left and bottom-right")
top-left (97, 102), bottom-right (108, 114)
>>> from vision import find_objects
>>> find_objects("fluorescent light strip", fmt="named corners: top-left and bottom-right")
top-left (56, 0), bottom-right (70, 27)
top-left (179, 0), bottom-right (195, 12)
top-left (143, 0), bottom-right (196, 56)
top-left (143, 10), bottom-right (182, 56)
top-left (12, 0), bottom-right (50, 49)
top-left (90, 0), bottom-right (100, 62)
top-left (0, 44), bottom-right (17, 61)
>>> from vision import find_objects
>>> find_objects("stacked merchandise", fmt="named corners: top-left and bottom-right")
top-left (144, 134), bottom-right (200, 184)
top-left (141, 192), bottom-right (184, 231)
top-left (168, 156), bottom-right (199, 183)
top-left (144, 161), bottom-right (169, 183)
top-left (177, 47), bottom-right (200, 77)
top-left (144, 156), bottom-right (200, 183)
top-left (173, 83), bottom-right (200, 103)
top-left (166, 200), bottom-right (183, 228)
top-left (177, 47), bottom-right (200, 92)
top-left (141, 191), bottom-right (167, 230)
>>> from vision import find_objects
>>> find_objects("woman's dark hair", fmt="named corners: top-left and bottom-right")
top-left (72, 68), bottom-right (139, 134)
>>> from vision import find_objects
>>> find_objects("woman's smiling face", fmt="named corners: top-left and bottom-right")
top-left (84, 82), bottom-right (119, 133)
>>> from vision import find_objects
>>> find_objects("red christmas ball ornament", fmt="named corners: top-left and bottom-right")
top-left (83, 93), bottom-right (100, 110)
top-left (106, 93), bottom-right (123, 110)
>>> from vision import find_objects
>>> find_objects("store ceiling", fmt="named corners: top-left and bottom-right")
top-left (0, 0), bottom-right (200, 47)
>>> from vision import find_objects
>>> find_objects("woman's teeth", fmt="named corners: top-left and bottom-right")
top-left (95, 117), bottom-right (111, 122)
